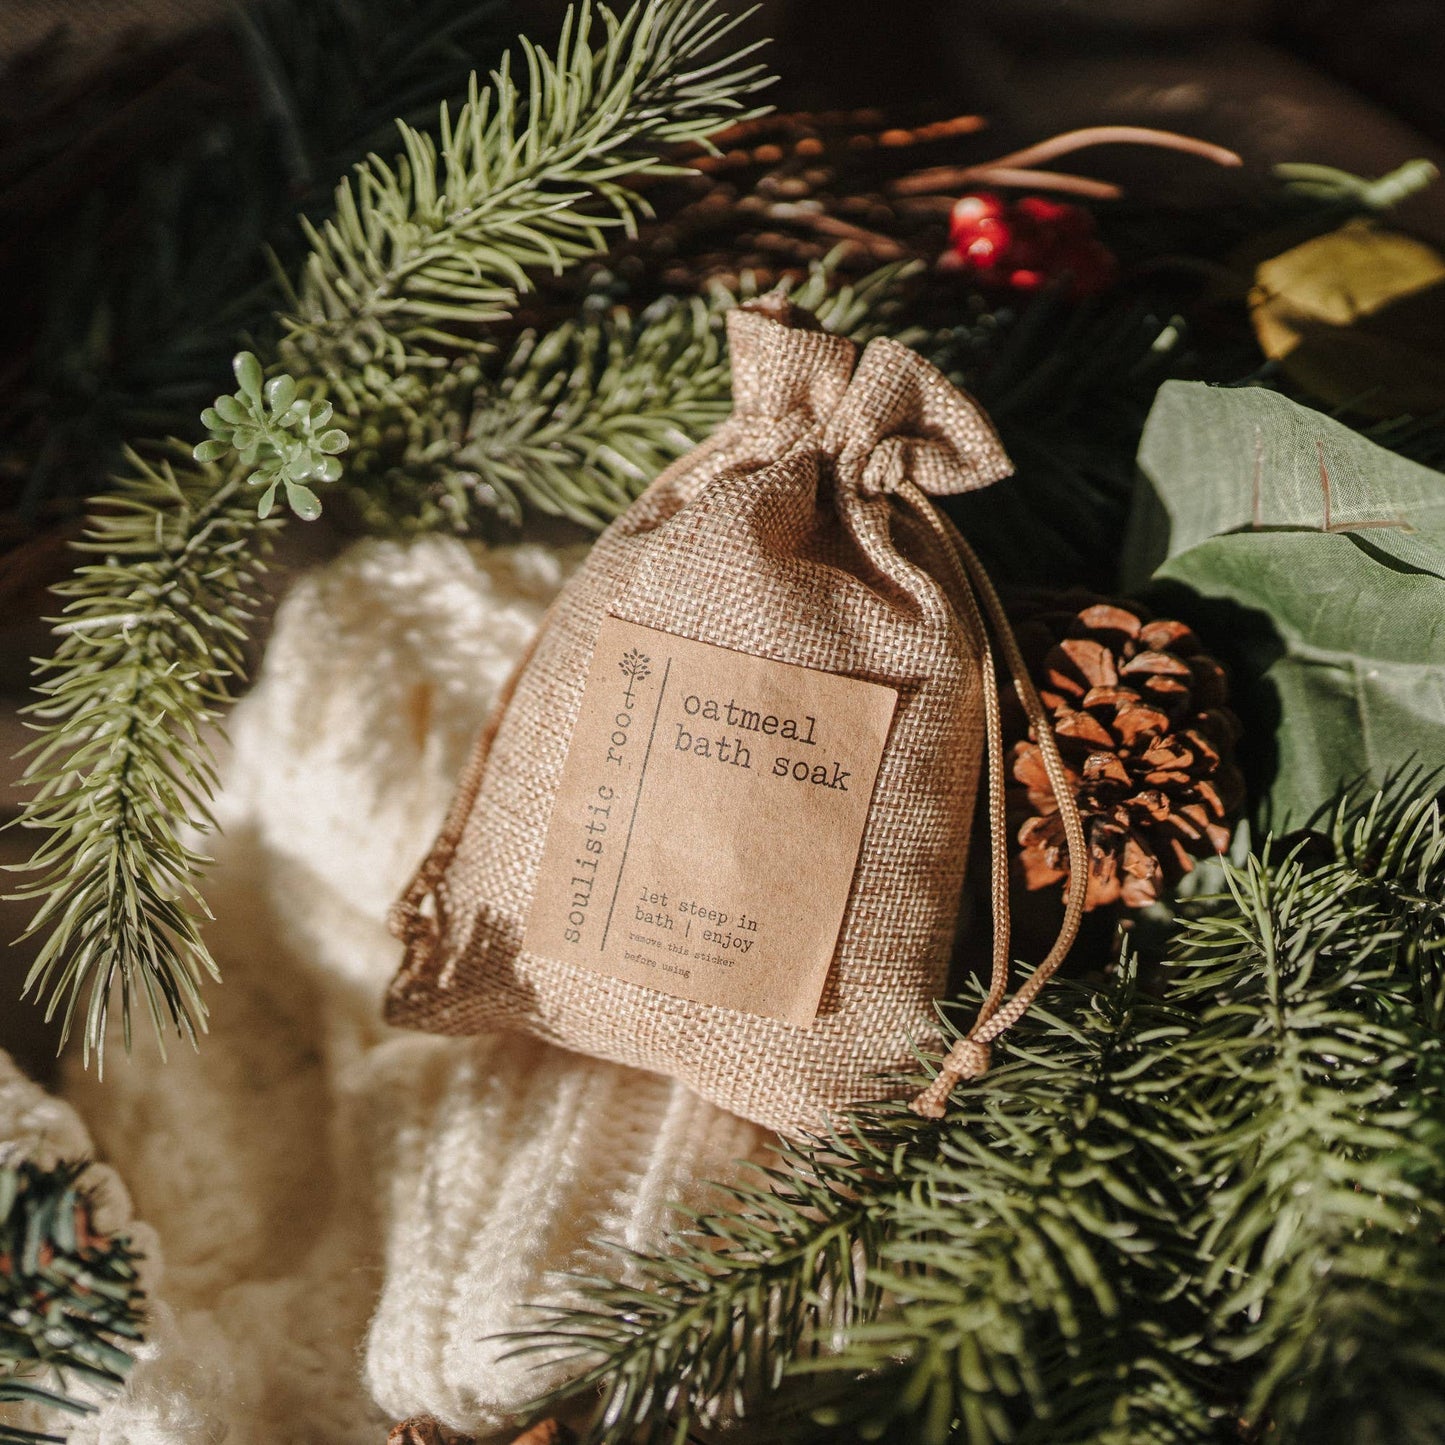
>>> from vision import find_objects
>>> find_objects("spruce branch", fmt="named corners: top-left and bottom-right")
top-left (0, 1160), bottom-right (146, 1444)
top-left (517, 969), bottom-right (1216, 1445)
top-left (279, 0), bottom-right (773, 401)
top-left (1172, 785), bottom-right (1445, 1443)
top-left (8, 450), bottom-right (278, 1068)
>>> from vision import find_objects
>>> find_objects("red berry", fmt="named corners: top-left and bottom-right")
top-left (950, 192), bottom-right (1005, 229)
top-left (941, 192), bottom-right (1116, 298)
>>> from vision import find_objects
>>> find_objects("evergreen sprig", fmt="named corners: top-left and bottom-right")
top-left (1173, 787), bottom-right (1445, 1443)
top-left (9, 450), bottom-right (276, 1067)
top-left (278, 0), bottom-right (772, 404)
top-left (445, 263), bottom-right (910, 530)
top-left (7, 0), bottom-right (781, 1067)
top-left (517, 783), bottom-right (1445, 1445)
top-left (517, 970), bottom-right (1216, 1445)
top-left (0, 1159), bottom-right (146, 1444)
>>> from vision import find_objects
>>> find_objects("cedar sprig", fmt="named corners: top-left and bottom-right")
top-left (0, 1159), bottom-right (146, 1444)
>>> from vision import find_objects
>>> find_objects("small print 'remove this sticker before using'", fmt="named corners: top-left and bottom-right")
top-left (523, 615), bottom-right (899, 1026)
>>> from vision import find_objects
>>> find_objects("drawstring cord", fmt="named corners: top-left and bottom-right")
top-left (894, 481), bottom-right (1088, 1119)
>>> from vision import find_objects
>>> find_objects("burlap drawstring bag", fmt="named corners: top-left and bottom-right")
top-left (386, 301), bottom-right (1084, 1134)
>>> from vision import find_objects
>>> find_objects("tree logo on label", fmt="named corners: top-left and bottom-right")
top-left (618, 649), bottom-right (653, 683)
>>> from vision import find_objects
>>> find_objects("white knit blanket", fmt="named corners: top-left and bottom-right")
top-left (8, 538), bottom-right (768, 1444)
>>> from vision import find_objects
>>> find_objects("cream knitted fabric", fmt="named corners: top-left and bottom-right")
top-left (59, 536), bottom-right (770, 1442)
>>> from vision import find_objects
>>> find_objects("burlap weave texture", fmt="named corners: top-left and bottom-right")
top-left (386, 304), bottom-right (1013, 1133)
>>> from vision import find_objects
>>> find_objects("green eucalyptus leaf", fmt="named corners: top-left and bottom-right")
top-left (318, 429), bottom-right (349, 455)
top-left (232, 351), bottom-right (265, 404)
top-left (199, 408), bottom-right (224, 432)
top-left (192, 439), bottom-right (229, 464)
top-left (256, 481), bottom-right (279, 518)
top-left (284, 482), bottom-right (323, 520)
top-left (265, 374), bottom-right (298, 414)
top-left (309, 401), bottom-right (333, 427)
top-left (318, 455), bottom-right (343, 483)
top-left (214, 394), bottom-right (247, 425)
top-left (1128, 381), bottom-right (1445, 828)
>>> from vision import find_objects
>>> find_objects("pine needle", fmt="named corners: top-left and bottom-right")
top-left (0, 1159), bottom-right (146, 1443)
top-left (279, 0), bottom-right (774, 406)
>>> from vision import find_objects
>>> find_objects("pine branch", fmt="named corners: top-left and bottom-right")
top-left (279, 0), bottom-right (773, 403)
top-left (516, 785), bottom-right (1445, 1445)
top-left (517, 969), bottom-right (1217, 1445)
top-left (8, 450), bottom-right (277, 1068)
top-left (451, 263), bottom-right (913, 529)
top-left (341, 259), bottom-right (916, 535)
top-left (510, 1134), bottom-right (890, 1444)
top-left (8, 0), bottom-right (778, 1068)
top-left (0, 1159), bottom-right (146, 1444)
top-left (1172, 785), bottom-right (1445, 1443)
top-left (452, 294), bottom-right (735, 529)
top-left (819, 978), bottom-right (1214, 1445)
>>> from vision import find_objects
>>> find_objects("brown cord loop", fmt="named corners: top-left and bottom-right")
top-left (895, 482), bottom-right (1088, 1120)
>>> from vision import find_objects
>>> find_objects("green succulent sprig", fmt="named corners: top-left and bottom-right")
top-left (195, 353), bottom-right (349, 519)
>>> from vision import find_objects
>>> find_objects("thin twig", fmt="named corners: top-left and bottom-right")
top-left (892, 124), bottom-right (1243, 198)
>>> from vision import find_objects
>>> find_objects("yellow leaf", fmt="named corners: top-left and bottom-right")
top-left (1249, 218), bottom-right (1445, 417)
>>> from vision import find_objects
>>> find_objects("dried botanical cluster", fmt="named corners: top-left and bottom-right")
top-left (514, 108), bottom-right (989, 320)
top-left (1004, 589), bottom-right (1245, 909)
top-left (1, 1158), bottom-right (146, 1429)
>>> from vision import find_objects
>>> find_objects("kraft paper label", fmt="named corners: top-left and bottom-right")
top-left (524, 616), bottom-right (898, 1025)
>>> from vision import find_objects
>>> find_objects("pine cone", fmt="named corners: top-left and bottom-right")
top-left (1004, 590), bottom-right (1245, 910)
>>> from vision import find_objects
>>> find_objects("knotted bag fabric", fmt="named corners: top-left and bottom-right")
top-left (386, 303), bottom-right (1083, 1134)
